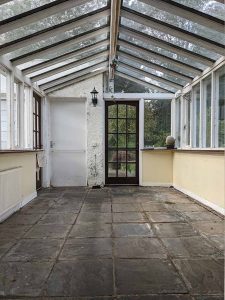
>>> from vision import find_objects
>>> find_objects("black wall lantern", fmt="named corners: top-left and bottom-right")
top-left (90, 87), bottom-right (98, 107)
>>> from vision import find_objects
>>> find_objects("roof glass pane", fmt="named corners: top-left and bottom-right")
top-left (123, 0), bottom-right (225, 45)
top-left (0, 0), bottom-right (108, 45)
top-left (118, 66), bottom-right (177, 93)
top-left (5, 17), bottom-right (108, 60)
top-left (121, 17), bottom-right (221, 61)
top-left (114, 74), bottom-right (152, 93)
top-left (0, 0), bottom-right (56, 21)
top-left (172, 0), bottom-right (225, 21)
top-left (119, 32), bottom-right (207, 70)
top-left (27, 46), bottom-right (108, 77)
top-left (36, 57), bottom-right (106, 85)
top-left (119, 55), bottom-right (187, 86)
top-left (17, 33), bottom-right (108, 70)
top-left (119, 45), bottom-right (197, 78)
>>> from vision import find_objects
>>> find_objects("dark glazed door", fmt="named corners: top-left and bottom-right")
top-left (105, 101), bottom-right (139, 185)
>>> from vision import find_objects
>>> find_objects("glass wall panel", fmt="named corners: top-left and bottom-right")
top-left (217, 66), bottom-right (225, 148)
top-left (175, 97), bottom-right (181, 148)
top-left (144, 99), bottom-right (171, 147)
top-left (183, 93), bottom-right (191, 146)
top-left (123, 0), bottom-right (225, 45)
top-left (24, 86), bottom-right (32, 149)
top-left (115, 75), bottom-right (150, 93)
top-left (193, 83), bottom-right (200, 147)
top-left (203, 75), bottom-right (212, 147)
top-left (13, 81), bottom-right (20, 147)
top-left (0, 70), bottom-right (9, 149)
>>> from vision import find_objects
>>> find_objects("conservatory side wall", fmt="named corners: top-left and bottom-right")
top-left (142, 149), bottom-right (224, 215)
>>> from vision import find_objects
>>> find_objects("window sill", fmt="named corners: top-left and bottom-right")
top-left (0, 149), bottom-right (44, 154)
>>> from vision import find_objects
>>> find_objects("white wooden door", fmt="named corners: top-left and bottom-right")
top-left (50, 99), bottom-right (86, 186)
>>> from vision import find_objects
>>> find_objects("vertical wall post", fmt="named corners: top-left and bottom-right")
top-left (139, 98), bottom-right (144, 186)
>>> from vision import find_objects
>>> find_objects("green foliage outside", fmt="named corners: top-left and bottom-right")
top-left (144, 100), bottom-right (171, 147)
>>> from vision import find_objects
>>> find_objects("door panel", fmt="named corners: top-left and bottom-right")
top-left (105, 101), bottom-right (139, 185)
top-left (50, 99), bottom-right (86, 187)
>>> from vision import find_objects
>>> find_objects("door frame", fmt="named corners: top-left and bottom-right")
top-left (105, 100), bottom-right (141, 185)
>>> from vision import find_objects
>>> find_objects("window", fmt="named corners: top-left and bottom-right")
top-left (24, 86), bottom-right (32, 149)
top-left (33, 93), bottom-right (42, 149)
top-left (175, 97), bottom-right (181, 148)
top-left (13, 81), bottom-right (20, 148)
top-left (144, 99), bottom-right (171, 147)
top-left (0, 69), bottom-right (9, 149)
top-left (183, 92), bottom-right (191, 147)
top-left (203, 75), bottom-right (212, 147)
top-left (216, 66), bottom-right (225, 148)
top-left (193, 83), bottom-right (201, 147)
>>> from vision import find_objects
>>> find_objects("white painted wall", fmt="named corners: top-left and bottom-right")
top-left (48, 74), bottom-right (105, 187)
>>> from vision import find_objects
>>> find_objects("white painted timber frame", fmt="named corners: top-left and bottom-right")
top-left (172, 58), bottom-right (225, 149)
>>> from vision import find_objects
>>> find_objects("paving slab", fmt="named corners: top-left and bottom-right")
top-left (0, 239), bottom-right (15, 259)
top-left (81, 203), bottom-right (112, 213)
top-left (207, 235), bottom-right (224, 251)
top-left (161, 236), bottom-right (221, 258)
top-left (0, 261), bottom-right (53, 296)
top-left (2, 213), bottom-right (43, 225)
top-left (141, 203), bottom-right (170, 212)
top-left (113, 223), bottom-right (155, 237)
top-left (191, 221), bottom-right (224, 236)
top-left (181, 211), bottom-right (221, 222)
top-left (173, 259), bottom-right (224, 295)
top-left (147, 212), bottom-right (185, 223)
top-left (3, 239), bottom-right (64, 262)
top-left (114, 237), bottom-right (167, 258)
top-left (112, 203), bottom-right (142, 212)
top-left (69, 223), bottom-right (112, 238)
top-left (59, 238), bottom-right (112, 259)
top-left (76, 213), bottom-right (112, 224)
top-left (115, 258), bottom-right (187, 294)
top-left (113, 212), bottom-right (147, 223)
top-left (172, 204), bottom-right (208, 212)
top-left (38, 213), bottom-right (77, 225)
top-left (118, 295), bottom-right (192, 300)
top-left (154, 223), bottom-right (199, 238)
top-left (0, 225), bottom-right (31, 239)
top-left (24, 224), bottom-right (71, 239)
top-left (45, 259), bottom-right (113, 297)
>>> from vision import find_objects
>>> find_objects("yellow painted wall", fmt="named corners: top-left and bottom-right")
top-left (0, 152), bottom-right (36, 219)
top-left (142, 150), bottom-right (224, 213)
top-left (142, 150), bottom-right (173, 186)
top-left (173, 151), bottom-right (224, 211)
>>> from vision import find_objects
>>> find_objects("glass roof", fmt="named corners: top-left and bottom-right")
top-left (123, 0), bottom-right (225, 45)
top-left (172, 0), bottom-right (225, 21)
top-left (119, 32), bottom-right (208, 70)
top-left (119, 46), bottom-right (198, 78)
top-left (17, 33), bottom-right (108, 70)
top-left (114, 74), bottom-right (153, 93)
top-left (119, 55), bottom-right (188, 86)
top-left (0, 0), bottom-right (108, 45)
top-left (0, 0), bottom-right (56, 21)
top-left (121, 18), bottom-right (221, 61)
top-left (27, 46), bottom-right (108, 77)
top-left (5, 17), bottom-right (108, 60)
top-left (36, 56), bottom-right (106, 85)
top-left (118, 65), bottom-right (177, 93)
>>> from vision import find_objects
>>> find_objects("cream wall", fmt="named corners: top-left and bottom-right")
top-left (142, 150), bottom-right (173, 186)
top-left (0, 152), bottom-right (36, 221)
top-left (173, 151), bottom-right (224, 214)
top-left (142, 150), bottom-right (224, 214)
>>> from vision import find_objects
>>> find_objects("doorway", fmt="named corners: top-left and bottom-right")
top-left (105, 101), bottom-right (139, 185)
top-left (50, 99), bottom-right (87, 186)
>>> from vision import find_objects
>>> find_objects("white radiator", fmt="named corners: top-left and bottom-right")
top-left (0, 167), bottom-right (22, 222)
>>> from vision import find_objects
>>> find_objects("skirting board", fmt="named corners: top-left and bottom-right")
top-left (141, 182), bottom-right (173, 187)
top-left (0, 191), bottom-right (37, 223)
top-left (174, 185), bottom-right (225, 216)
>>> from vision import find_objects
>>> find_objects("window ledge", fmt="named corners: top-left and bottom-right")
top-left (0, 149), bottom-right (44, 154)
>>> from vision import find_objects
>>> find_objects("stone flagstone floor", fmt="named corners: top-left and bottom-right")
top-left (0, 186), bottom-right (224, 299)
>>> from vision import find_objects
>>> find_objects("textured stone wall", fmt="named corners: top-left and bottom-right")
top-left (48, 74), bottom-right (105, 186)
